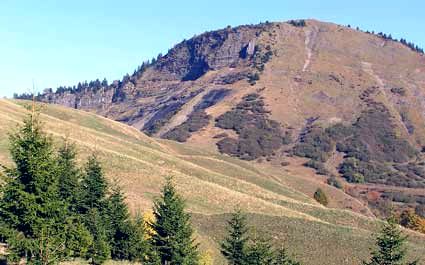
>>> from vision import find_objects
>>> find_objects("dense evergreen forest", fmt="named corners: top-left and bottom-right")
top-left (0, 110), bottom-right (421, 265)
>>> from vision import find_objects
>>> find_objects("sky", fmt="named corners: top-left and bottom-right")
top-left (0, 0), bottom-right (424, 98)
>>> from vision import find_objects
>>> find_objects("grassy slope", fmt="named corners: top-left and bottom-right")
top-left (0, 99), bottom-right (424, 264)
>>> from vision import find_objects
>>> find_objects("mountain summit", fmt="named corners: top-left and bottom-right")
top-left (31, 19), bottom-right (425, 215)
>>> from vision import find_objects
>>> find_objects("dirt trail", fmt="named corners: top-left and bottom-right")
top-left (361, 62), bottom-right (385, 87)
top-left (302, 26), bottom-right (318, 72)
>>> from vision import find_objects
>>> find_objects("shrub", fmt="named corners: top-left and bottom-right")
top-left (215, 94), bottom-right (285, 160)
top-left (303, 160), bottom-right (329, 175)
top-left (327, 176), bottom-right (343, 189)
top-left (314, 188), bottom-right (329, 206)
top-left (293, 107), bottom-right (420, 188)
top-left (213, 133), bottom-right (228, 139)
top-left (282, 131), bottom-right (293, 144)
top-left (288, 20), bottom-right (306, 27)
top-left (248, 72), bottom-right (260, 85)
top-left (351, 107), bottom-right (417, 163)
top-left (416, 205), bottom-right (425, 218)
top-left (163, 110), bottom-right (211, 142)
top-left (390, 87), bottom-right (406, 96)
top-left (281, 161), bottom-right (290, 167)
top-left (293, 127), bottom-right (333, 162)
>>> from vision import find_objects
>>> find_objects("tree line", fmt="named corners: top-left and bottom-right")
top-left (13, 54), bottom-right (164, 101)
top-left (0, 111), bottom-right (422, 265)
top-left (346, 24), bottom-right (424, 54)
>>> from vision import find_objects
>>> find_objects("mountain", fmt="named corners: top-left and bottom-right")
top-left (24, 20), bottom-right (425, 217)
top-left (1, 99), bottom-right (424, 264)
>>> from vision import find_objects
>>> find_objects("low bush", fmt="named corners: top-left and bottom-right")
top-left (288, 20), bottom-right (306, 27)
top-left (327, 176), bottom-right (343, 189)
top-left (293, 106), bottom-right (420, 188)
top-left (163, 110), bottom-right (211, 142)
top-left (314, 188), bottom-right (329, 206)
top-left (215, 94), bottom-right (285, 160)
top-left (293, 127), bottom-right (333, 162)
top-left (303, 160), bottom-right (330, 175)
top-left (390, 87), bottom-right (406, 96)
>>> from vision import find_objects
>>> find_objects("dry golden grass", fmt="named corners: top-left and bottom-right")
top-left (1, 99), bottom-right (424, 264)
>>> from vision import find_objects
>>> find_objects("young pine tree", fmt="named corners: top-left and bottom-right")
top-left (221, 208), bottom-right (250, 265)
top-left (0, 113), bottom-right (70, 264)
top-left (150, 177), bottom-right (199, 265)
top-left (363, 216), bottom-right (418, 265)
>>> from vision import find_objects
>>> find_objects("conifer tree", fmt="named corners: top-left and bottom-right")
top-left (273, 247), bottom-right (301, 265)
top-left (246, 235), bottom-right (274, 265)
top-left (78, 156), bottom-right (111, 263)
top-left (57, 141), bottom-right (80, 207)
top-left (150, 177), bottom-right (199, 265)
top-left (86, 208), bottom-right (111, 265)
top-left (126, 213), bottom-right (149, 262)
top-left (221, 208), bottom-right (249, 265)
top-left (0, 113), bottom-right (69, 264)
top-left (106, 184), bottom-right (135, 260)
top-left (79, 155), bottom-right (108, 213)
top-left (363, 216), bottom-right (418, 265)
top-left (63, 217), bottom-right (94, 258)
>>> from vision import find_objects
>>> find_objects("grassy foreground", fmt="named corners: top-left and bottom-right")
top-left (0, 99), bottom-right (423, 264)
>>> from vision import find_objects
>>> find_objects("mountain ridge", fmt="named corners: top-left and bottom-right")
top-left (16, 19), bottom-right (425, 218)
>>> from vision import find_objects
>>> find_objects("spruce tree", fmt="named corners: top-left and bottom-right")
top-left (363, 216), bottom-right (418, 265)
top-left (246, 235), bottom-right (274, 265)
top-left (273, 247), bottom-right (301, 265)
top-left (221, 208), bottom-right (249, 265)
top-left (86, 208), bottom-right (111, 265)
top-left (0, 113), bottom-right (69, 264)
top-left (79, 156), bottom-right (111, 263)
top-left (79, 155), bottom-right (108, 213)
top-left (57, 141), bottom-right (80, 207)
top-left (150, 177), bottom-right (199, 265)
top-left (106, 184), bottom-right (134, 260)
top-left (127, 213), bottom-right (150, 262)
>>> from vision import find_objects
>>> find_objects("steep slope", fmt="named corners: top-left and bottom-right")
top-left (1, 99), bottom-right (424, 264)
top-left (29, 19), bottom-right (425, 215)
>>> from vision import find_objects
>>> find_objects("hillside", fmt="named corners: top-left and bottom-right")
top-left (28, 19), bottom-right (425, 218)
top-left (0, 99), bottom-right (424, 264)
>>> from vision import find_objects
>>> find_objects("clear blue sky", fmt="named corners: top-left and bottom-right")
top-left (1, 0), bottom-right (424, 98)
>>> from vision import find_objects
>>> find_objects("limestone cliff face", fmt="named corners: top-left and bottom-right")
top-left (42, 86), bottom-right (116, 110)
top-left (153, 25), bottom-right (264, 81)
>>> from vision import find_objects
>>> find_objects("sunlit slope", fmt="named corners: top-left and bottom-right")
top-left (0, 99), bottom-right (424, 265)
